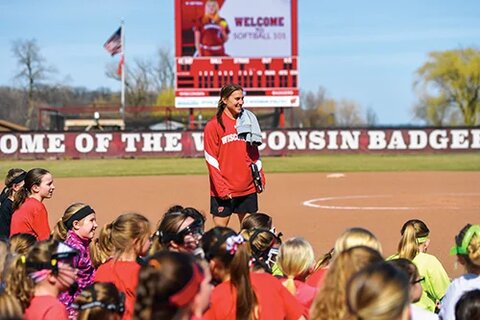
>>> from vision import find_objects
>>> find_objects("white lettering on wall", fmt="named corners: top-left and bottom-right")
top-left (450, 129), bottom-right (469, 149)
top-left (308, 131), bottom-right (326, 150)
top-left (471, 130), bottom-right (480, 148)
top-left (368, 131), bottom-right (387, 150)
top-left (387, 131), bottom-right (407, 150)
top-left (408, 131), bottom-right (427, 150)
top-left (141, 133), bottom-right (163, 152)
top-left (287, 131), bottom-right (307, 150)
top-left (121, 133), bottom-right (141, 152)
top-left (0, 135), bottom-right (18, 154)
top-left (340, 131), bottom-right (360, 150)
top-left (429, 130), bottom-right (448, 149)
top-left (191, 132), bottom-right (204, 151)
top-left (47, 134), bottom-right (65, 153)
top-left (164, 133), bottom-right (182, 152)
top-left (95, 134), bottom-right (113, 152)
top-left (327, 131), bottom-right (339, 150)
top-left (268, 131), bottom-right (286, 150)
top-left (75, 134), bottom-right (94, 153)
top-left (20, 134), bottom-right (45, 153)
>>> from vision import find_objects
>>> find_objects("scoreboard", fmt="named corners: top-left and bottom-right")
top-left (174, 0), bottom-right (299, 108)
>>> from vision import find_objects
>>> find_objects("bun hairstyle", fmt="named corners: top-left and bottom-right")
top-left (346, 262), bottom-right (410, 320)
top-left (398, 219), bottom-right (430, 260)
top-left (201, 227), bottom-right (258, 320)
top-left (216, 83), bottom-right (243, 130)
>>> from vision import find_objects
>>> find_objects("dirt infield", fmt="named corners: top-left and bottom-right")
top-left (46, 172), bottom-right (480, 278)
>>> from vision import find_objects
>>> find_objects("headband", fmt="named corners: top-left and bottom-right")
top-left (450, 225), bottom-right (480, 255)
top-left (65, 205), bottom-right (95, 230)
top-left (72, 285), bottom-right (125, 314)
top-left (169, 263), bottom-right (204, 307)
top-left (8, 171), bottom-right (27, 187)
top-left (416, 236), bottom-right (429, 244)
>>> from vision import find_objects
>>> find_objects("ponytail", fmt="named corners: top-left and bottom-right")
top-left (216, 100), bottom-right (226, 131)
top-left (90, 223), bottom-right (114, 268)
top-left (202, 227), bottom-right (258, 320)
top-left (5, 255), bottom-right (35, 310)
top-left (282, 277), bottom-right (297, 295)
top-left (12, 188), bottom-right (28, 211)
top-left (398, 219), bottom-right (430, 261)
top-left (230, 243), bottom-right (258, 320)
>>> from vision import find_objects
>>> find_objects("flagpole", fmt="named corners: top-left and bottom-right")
top-left (120, 19), bottom-right (125, 125)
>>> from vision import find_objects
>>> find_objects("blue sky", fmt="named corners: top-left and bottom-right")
top-left (0, 0), bottom-right (478, 125)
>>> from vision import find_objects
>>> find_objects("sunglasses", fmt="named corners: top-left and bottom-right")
top-left (175, 220), bottom-right (204, 245)
top-left (411, 277), bottom-right (425, 284)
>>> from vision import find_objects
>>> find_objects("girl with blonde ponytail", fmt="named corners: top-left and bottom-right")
top-left (389, 219), bottom-right (450, 312)
top-left (440, 224), bottom-right (480, 319)
top-left (276, 237), bottom-right (317, 310)
top-left (52, 202), bottom-right (98, 317)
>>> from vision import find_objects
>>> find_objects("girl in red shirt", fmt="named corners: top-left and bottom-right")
top-left (4, 239), bottom-right (78, 320)
top-left (10, 168), bottom-right (55, 240)
top-left (201, 227), bottom-right (306, 320)
top-left (93, 213), bottom-right (151, 320)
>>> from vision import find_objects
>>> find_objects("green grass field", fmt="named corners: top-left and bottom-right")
top-left (1, 153), bottom-right (479, 178)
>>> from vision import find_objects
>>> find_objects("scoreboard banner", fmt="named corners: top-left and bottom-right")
top-left (175, 0), bottom-right (298, 108)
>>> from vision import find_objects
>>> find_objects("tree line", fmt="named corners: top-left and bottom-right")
top-left (1, 39), bottom-right (479, 130)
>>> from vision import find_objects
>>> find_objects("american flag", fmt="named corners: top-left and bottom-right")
top-left (104, 27), bottom-right (122, 56)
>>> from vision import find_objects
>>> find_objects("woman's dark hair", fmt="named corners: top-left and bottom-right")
top-left (12, 168), bottom-right (50, 211)
top-left (216, 83), bottom-right (243, 130)
top-left (0, 168), bottom-right (26, 204)
top-left (240, 213), bottom-right (273, 231)
top-left (150, 206), bottom-right (205, 254)
top-left (202, 227), bottom-right (258, 320)
top-left (455, 289), bottom-right (480, 320)
top-left (74, 282), bottom-right (125, 320)
top-left (134, 251), bottom-right (202, 320)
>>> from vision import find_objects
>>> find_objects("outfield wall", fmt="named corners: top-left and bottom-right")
top-left (0, 128), bottom-right (479, 159)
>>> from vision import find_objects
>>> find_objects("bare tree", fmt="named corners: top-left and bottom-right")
top-left (153, 47), bottom-right (175, 91)
top-left (335, 99), bottom-right (365, 127)
top-left (11, 39), bottom-right (55, 127)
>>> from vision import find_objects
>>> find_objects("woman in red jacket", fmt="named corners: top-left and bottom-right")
top-left (204, 84), bottom-right (265, 227)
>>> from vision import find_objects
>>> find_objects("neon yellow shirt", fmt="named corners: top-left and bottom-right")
top-left (388, 252), bottom-right (450, 312)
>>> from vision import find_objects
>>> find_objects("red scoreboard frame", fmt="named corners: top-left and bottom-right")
top-left (174, 0), bottom-right (299, 108)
